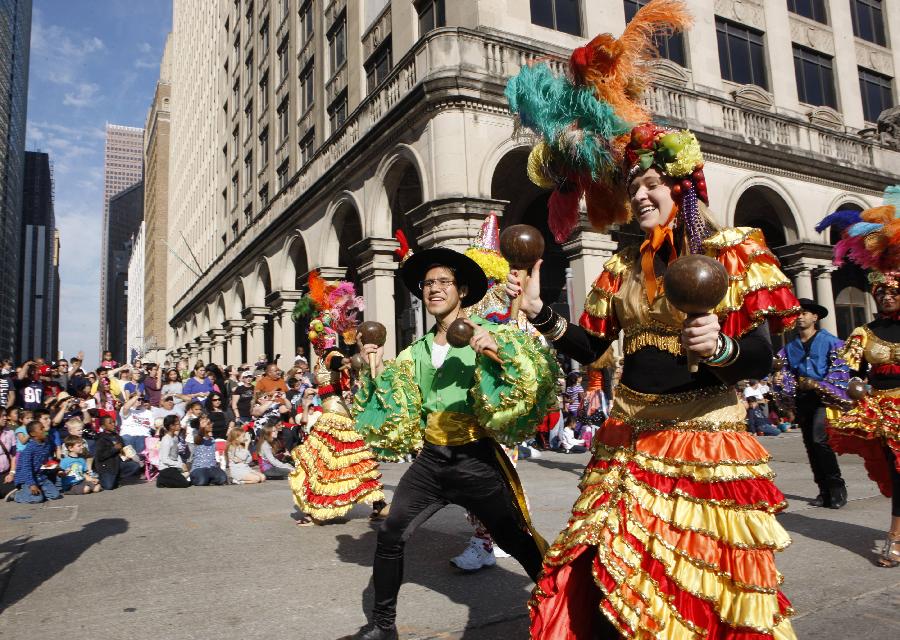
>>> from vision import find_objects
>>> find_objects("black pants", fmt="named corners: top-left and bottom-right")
top-left (99, 460), bottom-right (142, 490)
top-left (156, 467), bottom-right (191, 488)
top-left (885, 446), bottom-right (900, 518)
top-left (371, 439), bottom-right (543, 629)
top-left (795, 392), bottom-right (844, 496)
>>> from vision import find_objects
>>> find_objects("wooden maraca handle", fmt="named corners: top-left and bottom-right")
top-left (509, 268), bottom-right (528, 320)
top-left (481, 348), bottom-right (503, 366)
top-left (687, 351), bottom-right (699, 374)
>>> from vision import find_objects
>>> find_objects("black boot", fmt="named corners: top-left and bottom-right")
top-left (810, 493), bottom-right (829, 507)
top-left (339, 622), bottom-right (399, 640)
top-left (827, 483), bottom-right (847, 509)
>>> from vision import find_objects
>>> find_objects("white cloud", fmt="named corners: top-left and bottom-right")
top-left (30, 10), bottom-right (106, 87)
top-left (62, 83), bottom-right (100, 107)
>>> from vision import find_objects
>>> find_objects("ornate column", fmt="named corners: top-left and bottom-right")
top-left (242, 307), bottom-right (270, 362)
top-left (352, 237), bottom-right (400, 358)
top-left (267, 290), bottom-right (303, 371)
top-left (316, 266), bottom-right (348, 280)
top-left (814, 265), bottom-right (838, 335)
top-left (784, 261), bottom-right (814, 301)
top-left (207, 329), bottom-right (228, 365)
top-left (408, 198), bottom-right (508, 252)
top-left (562, 228), bottom-right (619, 322)
top-left (224, 319), bottom-right (248, 365)
top-left (196, 336), bottom-right (212, 364)
top-left (184, 341), bottom-right (199, 364)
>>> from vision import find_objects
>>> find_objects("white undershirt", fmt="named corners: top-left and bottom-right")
top-left (432, 341), bottom-right (451, 368)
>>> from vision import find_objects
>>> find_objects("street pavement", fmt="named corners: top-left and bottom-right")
top-left (1, 431), bottom-right (898, 639)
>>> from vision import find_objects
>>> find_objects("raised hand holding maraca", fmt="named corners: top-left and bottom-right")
top-left (680, 313), bottom-right (721, 360)
top-left (446, 318), bottom-right (502, 364)
top-left (505, 259), bottom-right (544, 318)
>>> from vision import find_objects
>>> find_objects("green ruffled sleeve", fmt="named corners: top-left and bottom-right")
top-left (352, 351), bottom-right (424, 461)
top-left (472, 324), bottom-right (561, 445)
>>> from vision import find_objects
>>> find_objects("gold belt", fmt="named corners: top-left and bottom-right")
top-left (425, 411), bottom-right (488, 446)
top-left (871, 387), bottom-right (900, 398)
top-left (610, 384), bottom-right (746, 433)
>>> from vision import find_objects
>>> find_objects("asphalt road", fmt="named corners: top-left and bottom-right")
top-left (1, 431), bottom-right (898, 639)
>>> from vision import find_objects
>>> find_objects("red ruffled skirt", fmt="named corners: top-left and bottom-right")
top-left (289, 411), bottom-right (384, 521)
top-left (530, 385), bottom-right (796, 640)
top-left (827, 391), bottom-right (900, 497)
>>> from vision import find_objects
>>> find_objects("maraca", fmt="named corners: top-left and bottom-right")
top-left (358, 321), bottom-right (387, 372)
top-left (662, 254), bottom-right (729, 373)
top-left (446, 318), bottom-right (502, 365)
top-left (500, 224), bottom-right (545, 320)
top-left (847, 377), bottom-right (870, 401)
top-left (349, 353), bottom-right (368, 372)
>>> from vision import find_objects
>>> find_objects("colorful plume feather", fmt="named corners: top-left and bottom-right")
top-left (394, 229), bottom-right (410, 261)
top-left (818, 184), bottom-right (900, 274)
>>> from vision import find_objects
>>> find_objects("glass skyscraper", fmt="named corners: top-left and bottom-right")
top-left (0, 0), bottom-right (31, 359)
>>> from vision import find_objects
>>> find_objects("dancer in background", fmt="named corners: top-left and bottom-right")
top-left (288, 272), bottom-right (386, 526)
top-left (818, 190), bottom-right (900, 566)
top-left (773, 298), bottom-right (849, 508)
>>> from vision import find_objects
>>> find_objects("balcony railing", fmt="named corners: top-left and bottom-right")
top-left (172, 27), bottom-right (898, 314)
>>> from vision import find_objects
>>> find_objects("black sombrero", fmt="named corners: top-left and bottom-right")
top-left (797, 298), bottom-right (828, 320)
top-left (400, 247), bottom-right (488, 307)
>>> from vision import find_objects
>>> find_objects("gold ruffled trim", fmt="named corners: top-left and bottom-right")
top-left (623, 330), bottom-right (683, 357)
top-left (837, 327), bottom-right (866, 370)
top-left (702, 227), bottom-right (758, 250)
top-left (615, 384), bottom-right (731, 406)
top-left (632, 452), bottom-right (775, 483)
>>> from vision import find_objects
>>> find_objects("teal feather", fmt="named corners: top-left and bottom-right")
top-left (883, 184), bottom-right (900, 211)
top-left (847, 222), bottom-right (883, 237)
top-left (505, 64), bottom-right (630, 178)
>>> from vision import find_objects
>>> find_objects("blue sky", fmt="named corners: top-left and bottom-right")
top-left (26, 0), bottom-right (171, 368)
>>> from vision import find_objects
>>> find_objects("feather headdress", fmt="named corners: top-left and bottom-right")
top-left (505, 0), bottom-right (693, 242)
top-left (292, 270), bottom-right (364, 356)
top-left (816, 186), bottom-right (900, 283)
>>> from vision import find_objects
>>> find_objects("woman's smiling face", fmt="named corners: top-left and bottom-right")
top-left (628, 167), bottom-right (676, 234)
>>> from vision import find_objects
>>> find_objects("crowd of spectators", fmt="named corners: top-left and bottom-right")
top-left (0, 349), bottom-right (320, 502)
top-left (0, 345), bottom-right (800, 504)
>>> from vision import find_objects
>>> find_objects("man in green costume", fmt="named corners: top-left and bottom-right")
top-left (343, 247), bottom-right (559, 640)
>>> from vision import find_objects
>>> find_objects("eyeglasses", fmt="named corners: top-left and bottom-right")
top-left (418, 278), bottom-right (456, 291)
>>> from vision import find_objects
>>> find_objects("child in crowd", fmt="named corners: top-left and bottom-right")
top-left (156, 416), bottom-right (191, 489)
top-left (746, 398), bottom-right (781, 436)
top-left (59, 435), bottom-right (101, 495)
top-left (0, 410), bottom-right (16, 497)
top-left (256, 425), bottom-right (294, 479)
top-left (94, 419), bottom-right (142, 490)
top-left (190, 417), bottom-right (228, 486)
top-left (558, 415), bottom-right (588, 454)
top-left (225, 427), bottom-right (265, 484)
top-left (13, 420), bottom-right (62, 503)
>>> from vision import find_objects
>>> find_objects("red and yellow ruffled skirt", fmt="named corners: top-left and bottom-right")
top-left (289, 410), bottom-right (384, 521)
top-left (826, 388), bottom-right (900, 497)
top-left (530, 385), bottom-right (796, 640)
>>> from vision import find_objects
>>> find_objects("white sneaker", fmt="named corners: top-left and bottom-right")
top-left (492, 544), bottom-right (511, 558)
top-left (450, 537), bottom-right (497, 571)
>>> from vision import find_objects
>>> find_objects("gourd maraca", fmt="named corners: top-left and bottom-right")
top-left (500, 224), bottom-right (545, 320)
top-left (662, 254), bottom-right (729, 373)
top-left (358, 321), bottom-right (387, 373)
top-left (349, 353), bottom-right (368, 372)
top-left (847, 377), bottom-right (870, 401)
top-left (446, 318), bottom-right (503, 365)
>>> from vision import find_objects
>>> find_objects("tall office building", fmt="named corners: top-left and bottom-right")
top-left (143, 35), bottom-right (173, 354)
top-left (126, 221), bottom-right (145, 361)
top-left (0, 0), bottom-right (31, 359)
top-left (99, 124), bottom-right (143, 354)
top-left (18, 151), bottom-right (60, 361)
top-left (105, 181), bottom-right (143, 364)
top-left (166, 1), bottom-right (900, 367)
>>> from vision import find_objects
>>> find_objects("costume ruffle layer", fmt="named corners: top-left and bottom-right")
top-left (579, 227), bottom-right (799, 341)
top-left (530, 417), bottom-right (796, 640)
top-left (289, 412), bottom-right (384, 521)
top-left (827, 393), bottom-right (900, 497)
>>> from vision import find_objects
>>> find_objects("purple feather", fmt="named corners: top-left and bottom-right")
top-left (815, 210), bottom-right (862, 234)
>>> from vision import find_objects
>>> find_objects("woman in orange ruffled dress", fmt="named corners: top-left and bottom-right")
top-left (503, 2), bottom-right (801, 635)
top-left (508, 123), bottom-right (800, 640)
top-left (817, 193), bottom-right (900, 567)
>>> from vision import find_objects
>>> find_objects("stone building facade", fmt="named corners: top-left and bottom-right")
top-left (164, 0), bottom-right (900, 368)
top-left (142, 35), bottom-right (173, 355)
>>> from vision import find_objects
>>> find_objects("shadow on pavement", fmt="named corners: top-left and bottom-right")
top-left (526, 455), bottom-right (588, 477)
top-left (777, 511), bottom-right (884, 564)
top-left (0, 517), bottom-right (129, 613)
top-left (335, 524), bottom-right (533, 639)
